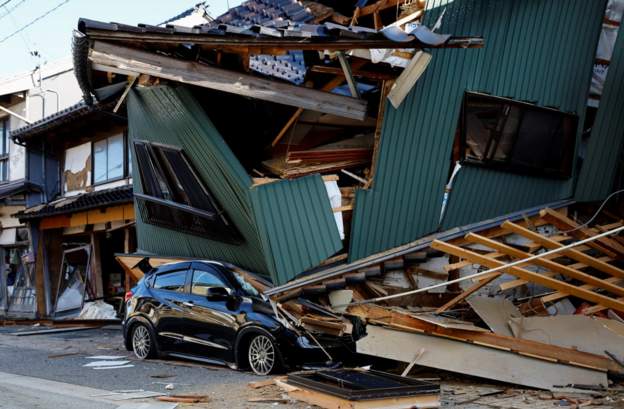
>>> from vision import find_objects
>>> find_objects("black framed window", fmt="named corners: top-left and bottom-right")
top-left (153, 270), bottom-right (187, 293)
top-left (460, 92), bottom-right (577, 178)
top-left (133, 141), bottom-right (242, 244)
top-left (0, 118), bottom-right (9, 182)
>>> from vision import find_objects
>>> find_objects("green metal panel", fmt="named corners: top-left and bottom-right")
top-left (575, 23), bottom-right (624, 201)
top-left (249, 175), bottom-right (342, 284)
top-left (127, 85), bottom-right (268, 275)
top-left (349, 0), bottom-right (605, 260)
top-left (127, 85), bottom-right (342, 283)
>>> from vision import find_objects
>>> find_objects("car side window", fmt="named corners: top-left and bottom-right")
top-left (153, 270), bottom-right (187, 292)
top-left (191, 269), bottom-right (227, 296)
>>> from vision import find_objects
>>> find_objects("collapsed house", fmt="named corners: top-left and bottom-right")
top-left (7, 0), bottom-right (624, 396)
top-left (71, 0), bottom-right (623, 283)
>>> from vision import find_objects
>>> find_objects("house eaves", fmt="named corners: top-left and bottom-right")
top-left (10, 99), bottom-right (117, 145)
top-left (15, 185), bottom-right (133, 221)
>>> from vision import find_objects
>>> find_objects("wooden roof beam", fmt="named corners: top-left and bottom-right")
top-left (431, 239), bottom-right (624, 313)
top-left (90, 41), bottom-right (368, 120)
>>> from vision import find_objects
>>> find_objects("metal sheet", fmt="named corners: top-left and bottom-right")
top-left (349, 0), bottom-right (605, 261)
top-left (128, 86), bottom-right (341, 283)
top-left (575, 19), bottom-right (624, 201)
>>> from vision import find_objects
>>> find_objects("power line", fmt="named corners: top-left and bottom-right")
top-left (0, 0), bottom-right (27, 22)
top-left (0, 0), bottom-right (14, 8)
top-left (0, 0), bottom-right (70, 44)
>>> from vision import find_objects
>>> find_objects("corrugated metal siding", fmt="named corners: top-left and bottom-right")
top-left (128, 85), bottom-right (342, 283)
top-left (575, 23), bottom-right (624, 201)
top-left (349, 0), bottom-right (606, 260)
top-left (128, 85), bottom-right (268, 275)
top-left (250, 175), bottom-right (342, 284)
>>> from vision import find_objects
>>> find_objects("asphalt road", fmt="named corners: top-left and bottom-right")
top-left (0, 324), bottom-right (289, 409)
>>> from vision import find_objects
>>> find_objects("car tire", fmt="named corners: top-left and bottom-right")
top-left (131, 323), bottom-right (157, 360)
top-left (247, 334), bottom-right (281, 375)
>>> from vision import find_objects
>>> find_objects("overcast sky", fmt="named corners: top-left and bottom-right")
top-left (0, 0), bottom-right (242, 78)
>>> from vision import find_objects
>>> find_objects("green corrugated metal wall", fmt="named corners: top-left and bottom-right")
top-left (250, 175), bottom-right (342, 284)
top-left (575, 21), bottom-right (624, 201)
top-left (349, 0), bottom-right (606, 260)
top-left (128, 86), bottom-right (342, 283)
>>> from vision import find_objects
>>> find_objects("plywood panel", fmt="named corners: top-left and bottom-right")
top-left (357, 325), bottom-right (607, 390)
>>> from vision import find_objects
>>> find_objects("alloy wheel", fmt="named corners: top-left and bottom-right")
top-left (248, 334), bottom-right (276, 375)
top-left (132, 325), bottom-right (151, 359)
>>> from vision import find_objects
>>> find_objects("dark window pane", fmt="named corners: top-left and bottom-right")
top-left (161, 149), bottom-right (216, 211)
top-left (191, 269), bottom-right (227, 296)
top-left (133, 141), bottom-right (243, 244)
top-left (461, 92), bottom-right (577, 178)
top-left (153, 270), bottom-right (187, 292)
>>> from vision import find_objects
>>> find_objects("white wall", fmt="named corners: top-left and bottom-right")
top-left (1, 64), bottom-right (83, 183)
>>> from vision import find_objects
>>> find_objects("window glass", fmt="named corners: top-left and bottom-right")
top-left (133, 141), bottom-right (242, 244)
top-left (93, 139), bottom-right (108, 183)
top-left (191, 269), bottom-right (227, 296)
top-left (108, 134), bottom-right (124, 179)
top-left (93, 134), bottom-right (126, 183)
top-left (461, 92), bottom-right (577, 178)
top-left (0, 119), bottom-right (8, 181)
top-left (153, 270), bottom-right (187, 292)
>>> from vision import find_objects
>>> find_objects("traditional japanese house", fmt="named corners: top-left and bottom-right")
top-left (12, 99), bottom-right (135, 319)
top-left (0, 59), bottom-right (83, 318)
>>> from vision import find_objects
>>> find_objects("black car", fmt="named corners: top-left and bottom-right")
top-left (123, 260), bottom-right (352, 375)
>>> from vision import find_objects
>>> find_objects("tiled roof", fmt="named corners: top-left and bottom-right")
top-left (10, 99), bottom-right (117, 143)
top-left (211, 0), bottom-right (313, 84)
top-left (17, 185), bottom-right (133, 220)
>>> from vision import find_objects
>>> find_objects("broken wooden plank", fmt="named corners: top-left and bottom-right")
top-left (466, 233), bottom-right (624, 297)
top-left (91, 41), bottom-right (368, 120)
top-left (436, 273), bottom-right (502, 314)
top-left (387, 51), bottom-right (432, 108)
top-left (337, 52), bottom-right (360, 98)
top-left (271, 60), bottom-right (368, 147)
top-left (501, 255), bottom-right (614, 291)
top-left (349, 303), bottom-right (620, 373)
top-left (540, 208), bottom-right (624, 258)
top-left (501, 221), bottom-right (624, 280)
top-left (431, 239), bottom-right (624, 313)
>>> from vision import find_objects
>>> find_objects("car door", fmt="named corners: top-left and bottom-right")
top-left (149, 266), bottom-right (193, 352)
top-left (179, 264), bottom-right (240, 362)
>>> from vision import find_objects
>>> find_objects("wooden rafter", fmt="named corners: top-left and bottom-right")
top-left (431, 240), bottom-right (624, 313)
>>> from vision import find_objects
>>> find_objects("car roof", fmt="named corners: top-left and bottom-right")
top-left (149, 260), bottom-right (226, 275)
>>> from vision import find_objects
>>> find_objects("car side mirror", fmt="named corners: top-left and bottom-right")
top-left (206, 286), bottom-right (230, 301)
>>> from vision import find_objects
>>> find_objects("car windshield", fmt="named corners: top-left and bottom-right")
top-left (228, 267), bottom-right (270, 297)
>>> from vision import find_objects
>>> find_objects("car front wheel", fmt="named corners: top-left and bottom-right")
top-left (131, 323), bottom-right (156, 360)
top-left (248, 334), bottom-right (280, 375)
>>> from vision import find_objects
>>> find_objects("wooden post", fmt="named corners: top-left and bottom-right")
top-left (90, 232), bottom-right (104, 299)
top-left (34, 230), bottom-right (47, 318)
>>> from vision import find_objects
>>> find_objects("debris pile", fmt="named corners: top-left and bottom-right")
top-left (266, 207), bottom-right (624, 395)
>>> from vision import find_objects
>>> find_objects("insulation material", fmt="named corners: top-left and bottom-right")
top-left (324, 180), bottom-right (344, 240)
top-left (588, 0), bottom-right (624, 107)
top-left (63, 142), bottom-right (92, 193)
top-left (78, 300), bottom-right (117, 320)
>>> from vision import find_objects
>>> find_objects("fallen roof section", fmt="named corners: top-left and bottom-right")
top-left (77, 17), bottom-right (483, 52)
